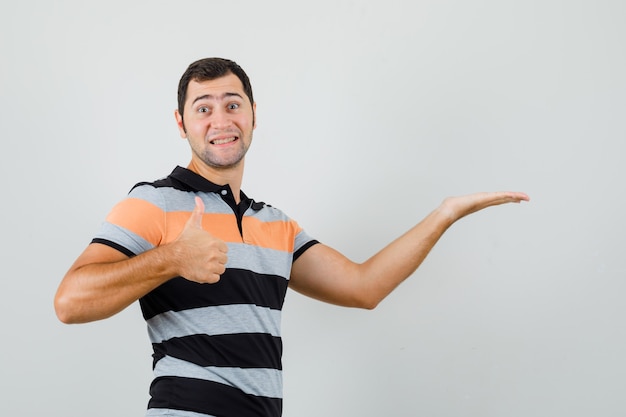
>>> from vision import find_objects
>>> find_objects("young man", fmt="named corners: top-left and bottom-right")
top-left (55, 57), bottom-right (529, 417)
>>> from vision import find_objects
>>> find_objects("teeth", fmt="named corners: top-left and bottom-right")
top-left (212, 137), bottom-right (236, 145)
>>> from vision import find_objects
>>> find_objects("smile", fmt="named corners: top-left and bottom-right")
top-left (210, 136), bottom-right (238, 145)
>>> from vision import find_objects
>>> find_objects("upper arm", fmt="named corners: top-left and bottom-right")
top-left (55, 243), bottom-right (132, 323)
top-left (66, 242), bottom-right (130, 274)
top-left (289, 243), bottom-right (372, 309)
top-left (58, 242), bottom-right (130, 299)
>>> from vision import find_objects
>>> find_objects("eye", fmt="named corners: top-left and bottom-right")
top-left (228, 103), bottom-right (240, 110)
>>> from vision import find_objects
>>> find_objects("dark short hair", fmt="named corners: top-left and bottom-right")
top-left (177, 57), bottom-right (254, 118)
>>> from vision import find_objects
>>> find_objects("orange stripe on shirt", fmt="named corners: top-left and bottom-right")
top-left (106, 198), bottom-right (166, 247)
top-left (163, 212), bottom-right (243, 244)
top-left (241, 216), bottom-right (302, 252)
top-left (107, 198), bottom-right (300, 252)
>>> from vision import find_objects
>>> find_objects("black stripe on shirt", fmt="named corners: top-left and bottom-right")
top-left (140, 268), bottom-right (288, 320)
top-left (91, 238), bottom-right (136, 258)
top-left (152, 332), bottom-right (283, 370)
top-left (148, 376), bottom-right (282, 417)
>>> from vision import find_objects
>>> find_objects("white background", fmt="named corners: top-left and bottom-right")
top-left (1, 1), bottom-right (625, 416)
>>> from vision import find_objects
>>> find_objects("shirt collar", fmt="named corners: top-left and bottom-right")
top-left (169, 166), bottom-right (265, 210)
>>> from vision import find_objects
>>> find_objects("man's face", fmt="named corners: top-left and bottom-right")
top-left (176, 73), bottom-right (256, 170)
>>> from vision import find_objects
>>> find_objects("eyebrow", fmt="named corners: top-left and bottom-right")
top-left (191, 92), bottom-right (243, 105)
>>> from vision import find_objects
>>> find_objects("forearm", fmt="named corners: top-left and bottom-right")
top-left (355, 206), bottom-right (454, 308)
top-left (290, 206), bottom-right (454, 310)
top-left (54, 244), bottom-right (180, 324)
top-left (56, 197), bottom-right (230, 324)
top-left (291, 191), bottom-right (529, 309)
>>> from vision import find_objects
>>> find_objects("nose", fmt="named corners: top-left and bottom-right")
top-left (209, 107), bottom-right (232, 130)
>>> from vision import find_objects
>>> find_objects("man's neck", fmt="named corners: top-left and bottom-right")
top-left (186, 159), bottom-right (244, 204)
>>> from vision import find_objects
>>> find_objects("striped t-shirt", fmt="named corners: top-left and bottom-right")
top-left (92, 166), bottom-right (318, 417)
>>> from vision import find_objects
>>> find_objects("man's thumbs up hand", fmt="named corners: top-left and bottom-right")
top-left (173, 196), bottom-right (229, 284)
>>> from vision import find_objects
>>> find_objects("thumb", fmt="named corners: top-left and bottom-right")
top-left (186, 196), bottom-right (205, 229)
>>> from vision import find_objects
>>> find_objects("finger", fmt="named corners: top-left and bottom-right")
top-left (186, 196), bottom-right (205, 229)
top-left (218, 241), bottom-right (229, 254)
top-left (204, 273), bottom-right (222, 284)
top-left (500, 191), bottom-right (530, 202)
top-left (515, 192), bottom-right (530, 202)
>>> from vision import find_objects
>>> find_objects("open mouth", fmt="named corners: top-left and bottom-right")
top-left (210, 136), bottom-right (238, 145)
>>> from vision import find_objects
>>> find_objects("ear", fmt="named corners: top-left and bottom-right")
top-left (174, 109), bottom-right (187, 138)
top-left (252, 102), bottom-right (257, 130)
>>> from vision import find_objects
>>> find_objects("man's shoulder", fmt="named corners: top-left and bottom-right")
top-left (129, 169), bottom-right (190, 194)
